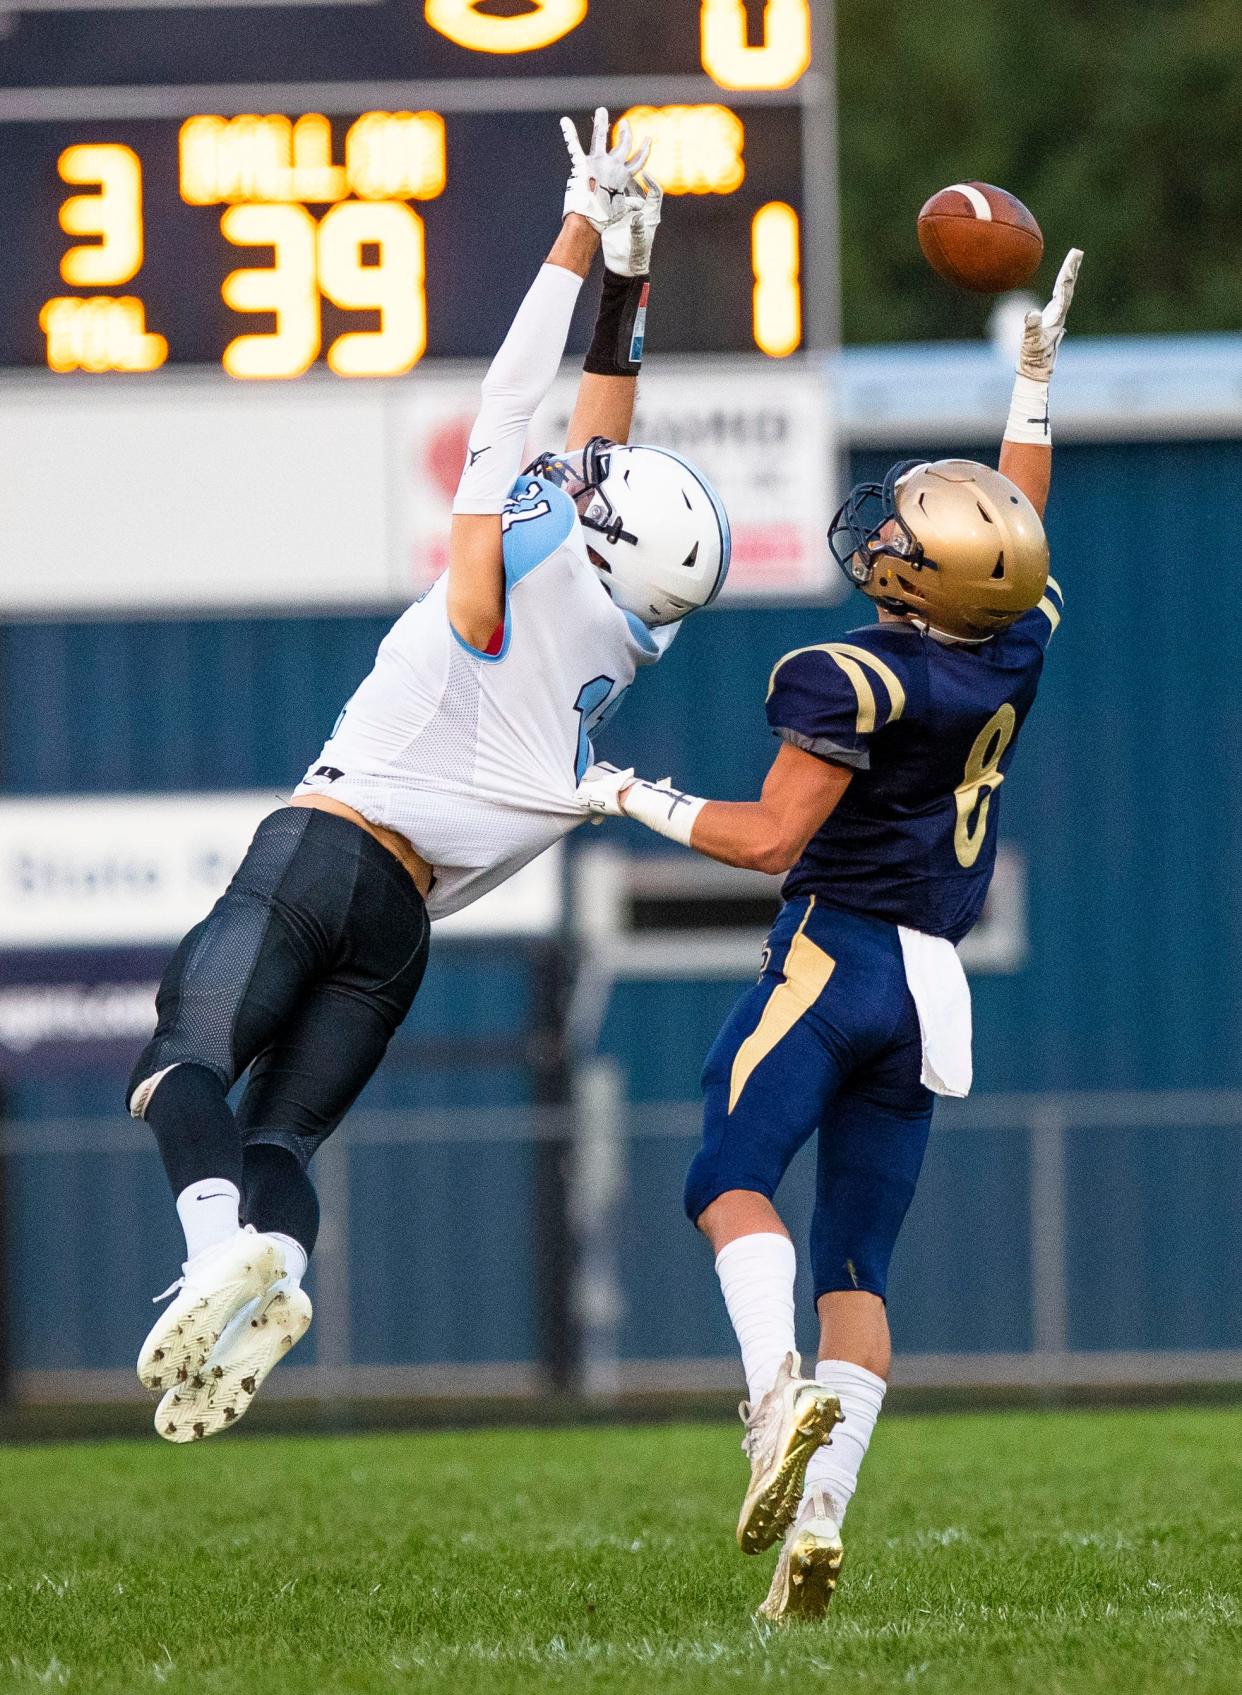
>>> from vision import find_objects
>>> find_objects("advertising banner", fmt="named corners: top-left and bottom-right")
top-left (0, 793), bottom-right (564, 952)
top-left (0, 946), bottom-right (163, 1080)
top-left (0, 380), bottom-right (395, 614)
top-left (1, 358), bottom-right (837, 615)
top-left (393, 358), bottom-right (841, 603)
top-left (0, 792), bottom-right (276, 950)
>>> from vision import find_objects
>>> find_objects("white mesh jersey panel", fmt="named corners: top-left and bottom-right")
top-left (294, 480), bottom-right (667, 919)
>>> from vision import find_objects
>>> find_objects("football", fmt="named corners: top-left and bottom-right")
top-left (917, 182), bottom-right (1044, 293)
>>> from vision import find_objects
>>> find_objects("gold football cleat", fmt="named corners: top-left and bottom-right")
top-left (757, 1487), bottom-right (845, 1623)
top-left (736, 1352), bottom-right (843, 1555)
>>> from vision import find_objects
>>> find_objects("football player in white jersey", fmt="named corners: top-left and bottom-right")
top-left (125, 108), bottom-right (731, 1442)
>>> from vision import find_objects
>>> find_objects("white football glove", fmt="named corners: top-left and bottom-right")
top-left (1018, 248), bottom-right (1083, 381)
top-left (576, 760), bottom-right (636, 821)
top-left (602, 175), bottom-right (663, 277)
top-left (561, 107), bottom-right (650, 234)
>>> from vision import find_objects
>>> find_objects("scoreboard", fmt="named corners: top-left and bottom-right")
top-left (0, 0), bottom-right (833, 378)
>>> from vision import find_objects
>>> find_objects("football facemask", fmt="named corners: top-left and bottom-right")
top-left (828, 459), bottom-right (932, 592)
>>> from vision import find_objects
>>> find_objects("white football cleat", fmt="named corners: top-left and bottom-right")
top-left (137, 1227), bottom-right (286, 1393)
top-left (757, 1486), bottom-right (845, 1623)
top-left (155, 1281), bottom-right (312, 1443)
top-left (737, 1351), bottom-right (842, 1554)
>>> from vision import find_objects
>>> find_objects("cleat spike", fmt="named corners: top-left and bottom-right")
top-left (737, 1359), bottom-right (842, 1554)
top-left (153, 1280), bottom-right (311, 1445)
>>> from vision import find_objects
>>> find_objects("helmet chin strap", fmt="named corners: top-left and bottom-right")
top-left (571, 435), bottom-right (641, 550)
top-left (880, 605), bottom-right (991, 646)
top-left (583, 511), bottom-right (639, 548)
top-left (925, 621), bottom-right (992, 646)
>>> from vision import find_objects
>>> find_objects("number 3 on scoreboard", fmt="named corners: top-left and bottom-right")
top-left (221, 201), bottom-right (427, 379)
top-left (221, 204), bottom-right (318, 378)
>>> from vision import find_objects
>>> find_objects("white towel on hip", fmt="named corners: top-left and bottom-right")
top-left (897, 926), bottom-right (974, 1098)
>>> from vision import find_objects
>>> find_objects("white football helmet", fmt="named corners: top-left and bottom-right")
top-left (532, 437), bottom-right (731, 626)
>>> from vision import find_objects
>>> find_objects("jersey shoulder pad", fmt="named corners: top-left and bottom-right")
top-left (1012, 574), bottom-right (1065, 649)
top-left (500, 474), bottom-right (577, 587)
top-left (765, 636), bottom-right (908, 769)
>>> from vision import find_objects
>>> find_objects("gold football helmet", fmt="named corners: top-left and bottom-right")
top-left (829, 459), bottom-right (1049, 640)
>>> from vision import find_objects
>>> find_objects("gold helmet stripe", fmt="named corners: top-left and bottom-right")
top-left (766, 643), bottom-right (906, 736)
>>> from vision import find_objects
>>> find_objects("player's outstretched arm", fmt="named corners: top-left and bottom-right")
top-left (446, 109), bottom-right (646, 650)
top-left (566, 174), bottom-right (663, 452)
top-left (997, 248), bottom-right (1082, 519)
top-left (578, 743), bottom-right (852, 873)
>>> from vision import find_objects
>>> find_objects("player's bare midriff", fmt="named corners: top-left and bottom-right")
top-left (288, 793), bottom-right (435, 899)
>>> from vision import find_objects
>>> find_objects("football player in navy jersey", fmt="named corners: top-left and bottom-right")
top-left (579, 249), bottom-right (1082, 1620)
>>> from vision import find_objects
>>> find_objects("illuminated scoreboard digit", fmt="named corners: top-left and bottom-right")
top-left (0, 0), bottom-right (826, 377)
top-left (184, 111), bottom-right (442, 379)
top-left (41, 145), bottom-right (167, 374)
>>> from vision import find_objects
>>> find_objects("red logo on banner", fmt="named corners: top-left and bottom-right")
top-left (425, 417), bottom-right (474, 501)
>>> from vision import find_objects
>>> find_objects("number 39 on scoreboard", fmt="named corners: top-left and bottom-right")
top-left (220, 202), bottom-right (425, 381)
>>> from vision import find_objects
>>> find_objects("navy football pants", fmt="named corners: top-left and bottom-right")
top-left (686, 896), bottom-right (935, 1304)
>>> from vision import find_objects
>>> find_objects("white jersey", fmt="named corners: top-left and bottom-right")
top-left (294, 474), bottom-right (672, 919)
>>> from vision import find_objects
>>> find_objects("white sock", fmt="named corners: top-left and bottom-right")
top-left (176, 1179), bottom-right (241, 1263)
top-left (715, 1232), bottom-right (797, 1404)
top-left (803, 1358), bottom-right (886, 1521)
top-left (268, 1232), bottom-right (308, 1289)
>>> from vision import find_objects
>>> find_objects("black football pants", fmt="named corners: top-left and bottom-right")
top-left (128, 806), bottom-right (430, 1251)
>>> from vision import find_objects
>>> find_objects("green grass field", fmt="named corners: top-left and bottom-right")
top-left (1, 1406), bottom-right (1240, 1694)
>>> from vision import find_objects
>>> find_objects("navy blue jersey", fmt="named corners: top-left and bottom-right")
top-left (769, 579), bottom-right (1063, 943)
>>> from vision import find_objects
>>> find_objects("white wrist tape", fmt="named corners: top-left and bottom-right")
top-left (452, 263), bottom-right (584, 515)
top-left (1004, 372), bottom-right (1051, 447)
top-left (623, 779), bottom-right (706, 847)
